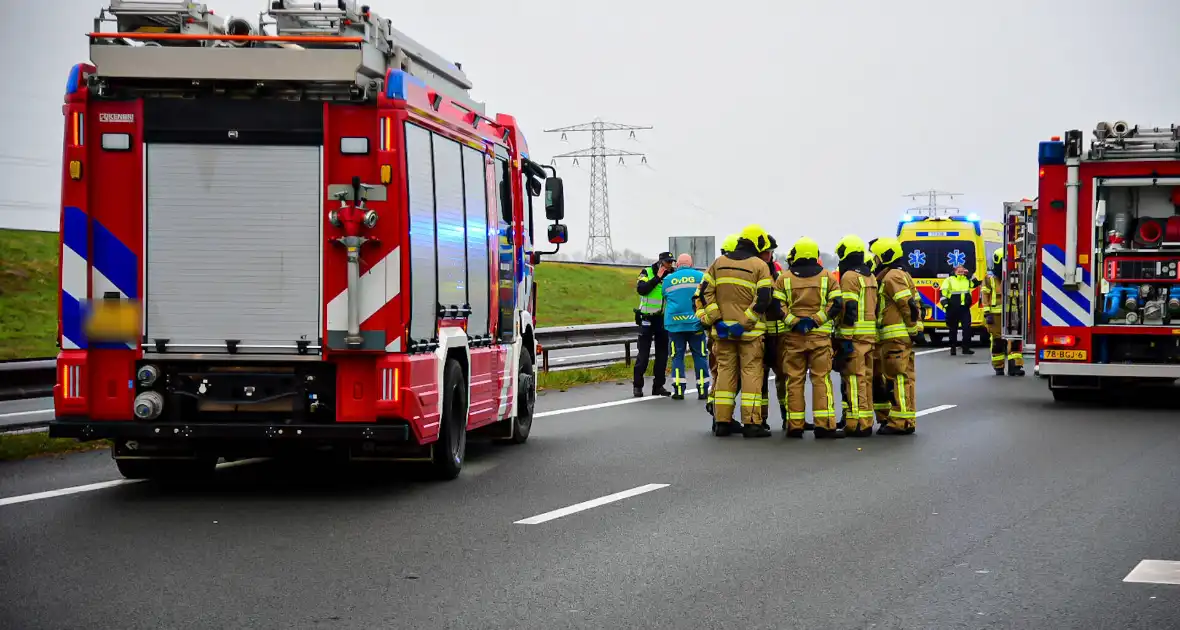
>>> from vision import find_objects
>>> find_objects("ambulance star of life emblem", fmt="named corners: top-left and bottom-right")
top-left (947, 249), bottom-right (967, 268)
top-left (908, 249), bottom-right (926, 268)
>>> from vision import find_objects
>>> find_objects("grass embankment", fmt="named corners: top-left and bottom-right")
top-left (0, 229), bottom-right (58, 360)
top-left (0, 433), bottom-right (109, 461)
top-left (534, 261), bottom-right (640, 327)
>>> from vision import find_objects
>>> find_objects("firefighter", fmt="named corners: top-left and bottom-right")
top-left (871, 237), bottom-right (921, 435)
top-left (776, 237), bottom-right (843, 438)
top-left (760, 235), bottom-right (789, 427)
top-left (698, 234), bottom-right (741, 430)
top-left (634, 252), bottom-right (675, 397)
top-left (939, 264), bottom-right (979, 356)
top-left (865, 245), bottom-right (890, 427)
top-left (700, 224), bottom-right (775, 438)
top-left (664, 253), bottom-right (709, 400)
top-left (982, 248), bottom-right (1026, 376)
top-left (834, 235), bottom-right (879, 437)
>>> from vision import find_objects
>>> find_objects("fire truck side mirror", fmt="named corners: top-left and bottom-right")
top-left (545, 177), bottom-right (565, 221)
top-left (547, 223), bottom-right (569, 245)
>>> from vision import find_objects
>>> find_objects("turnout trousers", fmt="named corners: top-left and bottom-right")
top-left (872, 343), bottom-right (890, 425)
top-left (713, 337), bottom-right (765, 426)
top-left (669, 330), bottom-right (709, 396)
top-left (987, 317), bottom-right (1024, 373)
top-left (945, 303), bottom-right (972, 351)
top-left (761, 334), bottom-right (788, 422)
top-left (633, 319), bottom-right (669, 390)
top-left (879, 338), bottom-right (917, 431)
top-left (782, 332), bottom-right (837, 431)
top-left (839, 337), bottom-right (876, 432)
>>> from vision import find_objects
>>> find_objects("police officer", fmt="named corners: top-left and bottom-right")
top-left (634, 252), bottom-right (675, 397)
top-left (697, 235), bottom-right (741, 430)
top-left (760, 235), bottom-right (789, 427)
top-left (775, 237), bottom-right (843, 438)
top-left (700, 225), bottom-right (775, 438)
top-left (982, 249), bottom-right (1026, 376)
top-left (834, 235), bottom-right (879, 437)
top-left (871, 237), bottom-right (921, 435)
top-left (664, 253), bottom-right (709, 400)
top-left (939, 265), bottom-right (979, 356)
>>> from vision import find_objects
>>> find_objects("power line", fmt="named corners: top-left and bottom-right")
top-left (545, 118), bottom-right (651, 261)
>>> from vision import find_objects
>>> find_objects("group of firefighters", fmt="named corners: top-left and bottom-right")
top-left (633, 224), bottom-right (1024, 439)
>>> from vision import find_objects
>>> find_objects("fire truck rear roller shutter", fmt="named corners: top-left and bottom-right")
top-left (405, 123), bottom-right (438, 344)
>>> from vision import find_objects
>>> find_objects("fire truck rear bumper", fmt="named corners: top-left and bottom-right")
top-left (1037, 362), bottom-right (1180, 379)
top-left (49, 418), bottom-right (412, 443)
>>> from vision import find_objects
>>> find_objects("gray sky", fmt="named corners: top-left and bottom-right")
top-left (3, 0), bottom-right (1179, 257)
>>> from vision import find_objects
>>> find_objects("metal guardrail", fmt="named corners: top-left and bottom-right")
top-left (534, 322), bottom-right (635, 372)
top-left (0, 359), bottom-right (55, 402)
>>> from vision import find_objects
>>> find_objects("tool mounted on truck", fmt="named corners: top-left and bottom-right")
top-left (50, 0), bottom-right (569, 480)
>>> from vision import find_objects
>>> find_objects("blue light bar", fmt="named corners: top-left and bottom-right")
top-left (902, 214), bottom-right (914, 222)
top-left (65, 63), bottom-right (83, 96)
top-left (385, 69), bottom-right (427, 100)
top-left (966, 212), bottom-right (980, 222)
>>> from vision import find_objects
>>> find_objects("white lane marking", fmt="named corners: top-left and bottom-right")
top-left (915, 348), bottom-right (952, 356)
top-left (0, 479), bottom-right (141, 507)
top-left (534, 396), bottom-right (660, 418)
top-left (916, 404), bottom-right (957, 416)
top-left (0, 409), bottom-right (53, 419)
top-left (0, 458), bottom-right (269, 508)
top-left (1124, 560), bottom-right (1180, 585)
top-left (514, 483), bottom-right (669, 525)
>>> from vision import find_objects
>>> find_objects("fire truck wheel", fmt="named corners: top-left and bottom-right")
top-left (504, 349), bottom-right (536, 445)
top-left (114, 456), bottom-right (217, 481)
top-left (431, 358), bottom-right (468, 480)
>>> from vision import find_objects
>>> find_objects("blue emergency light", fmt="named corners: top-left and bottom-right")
top-left (966, 213), bottom-right (980, 222)
top-left (1039, 139), bottom-right (1066, 165)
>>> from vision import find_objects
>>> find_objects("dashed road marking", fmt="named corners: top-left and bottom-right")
top-left (535, 396), bottom-right (660, 418)
top-left (0, 409), bottom-right (53, 420)
top-left (514, 483), bottom-right (670, 525)
top-left (917, 404), bottom-right (957, 416)
top-left (915, 347), bottom-right (952, 356)
top-left (1124, 560), bottom-right (1180, 585)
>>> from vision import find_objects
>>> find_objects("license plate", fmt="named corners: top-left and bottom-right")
top-left (85, 300), bottom-right (141, 342)
top-left (1042, 349), bottom-right (1087, 361)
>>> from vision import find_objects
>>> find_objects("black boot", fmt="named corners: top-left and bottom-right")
top-left (743, 423), bottom-right (772, 438)
top-left (786, 428), bottom-right (805, 439)
top-left (950, 348), bottom-right (957, 356)
top-left (994, 367), bottom-right (1005, 376)
top-left (814, 427), bottom-right (847, 439)
top-left (672, 388), bottom-right (685, 400)
top-left (633, 387), bottom-right (645, 398)
top-left (653, 386), bottom-right (672, 397)
top-left (714, 421), bottom-right (733, 437)
top-left (803, 422), bottom-right (816, 431)
top-left (698, 390), bottom-right (709, 401)
top-left (877, 425), bottom-right (909, 435)
top-left (1008, 360), bottom-right (1025, 376)
top-left (962, 347), bottom-right (975, 355)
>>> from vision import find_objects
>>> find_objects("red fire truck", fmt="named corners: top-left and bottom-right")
top-left (49, 1), bottom-right (569, 479)
top-left (1030, 122), bottom-right (1180, 401)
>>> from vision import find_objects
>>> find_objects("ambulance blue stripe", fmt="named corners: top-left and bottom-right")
top-left (1039, 291), bottom-right (1083, 328)
top-left (91, 219), bottom-right (138, 298)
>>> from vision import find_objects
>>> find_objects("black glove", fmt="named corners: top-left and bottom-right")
top-left (793, 317), bottom-right (818, 334)
top-left (985, 313), bottom-right (995, 326)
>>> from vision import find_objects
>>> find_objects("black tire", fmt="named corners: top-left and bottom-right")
top-left (431, 359), bottom-right (468, 480)
top-left (114, 457), bottom-right (216, 480)
top-left (506, 349), bottom-right (535, 445)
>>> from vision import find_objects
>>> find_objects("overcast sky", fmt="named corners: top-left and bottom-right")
top-left (3, 0), bottom-right (1179, 258)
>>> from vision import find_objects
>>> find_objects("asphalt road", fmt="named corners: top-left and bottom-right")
top-left (3, 350), bottom-right (1180, 629)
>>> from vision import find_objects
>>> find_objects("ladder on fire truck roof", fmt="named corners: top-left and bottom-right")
top-left (1089, 121), bottom-right (1180, 160)
top-left (92, 0), bottom-right (483, 112)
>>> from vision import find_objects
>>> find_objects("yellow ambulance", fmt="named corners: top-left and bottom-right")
top-left (895, 214), bottom-right (1004, 345)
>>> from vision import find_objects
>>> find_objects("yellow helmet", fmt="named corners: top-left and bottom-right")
top-left (739, 224), bottom-right (772, 253)
top-left (787, 237), bottom-right (820, 264)
top-left (835, 234), bottom-right (867, 261)
top-left (721, 233), bottom-right (739, 254)
top-left (870, 236), bottom-right (904, 266)
top-left (993, 248), bottom-right (1004, 265)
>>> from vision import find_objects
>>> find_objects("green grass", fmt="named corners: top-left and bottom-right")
top-left (0, 229), bottom-right (58, 360)
top-left (534, 261), bottom-right (641, 327)
top-left (0, 433), bottom-right (109, 461)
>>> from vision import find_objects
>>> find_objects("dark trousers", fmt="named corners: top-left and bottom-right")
top-left (946, 303), bottom-right (973, 349)
top-left (634, 319), bottom-right (669, 389)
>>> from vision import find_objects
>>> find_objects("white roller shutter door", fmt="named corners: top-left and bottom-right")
top-left (145, 143), bottom-right (322, 353)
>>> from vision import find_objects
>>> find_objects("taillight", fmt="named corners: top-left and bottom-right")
top-left (1041, 334), bottom-right (1076, 347)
